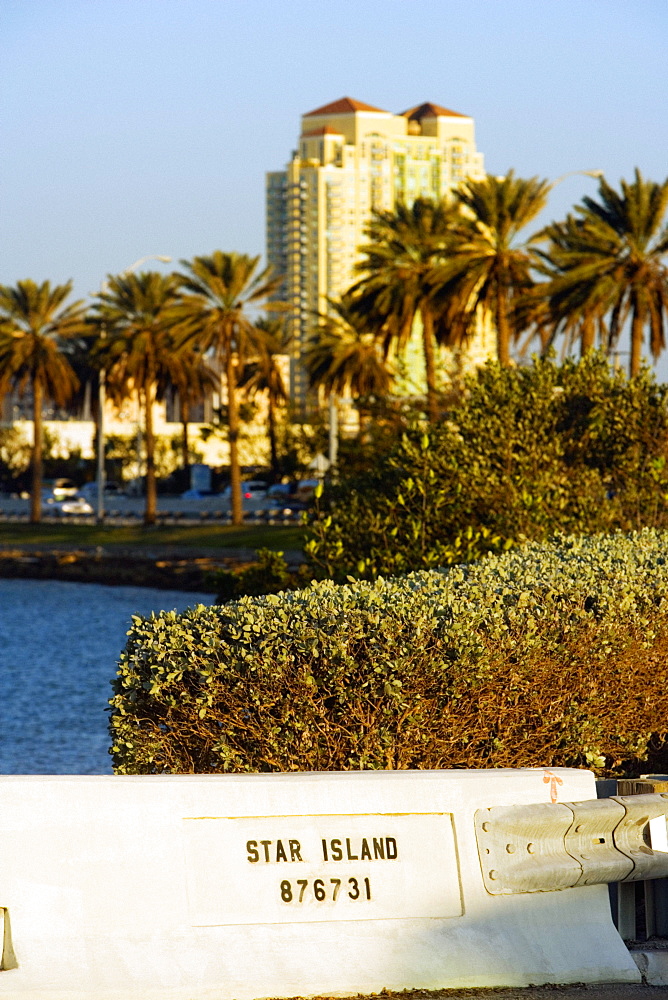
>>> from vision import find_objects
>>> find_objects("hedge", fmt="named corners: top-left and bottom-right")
top-left (109, 529), bottom-right (668, 776)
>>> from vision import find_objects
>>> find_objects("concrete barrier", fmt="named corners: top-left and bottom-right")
top-left (0, 769), bottom-right (640, 998)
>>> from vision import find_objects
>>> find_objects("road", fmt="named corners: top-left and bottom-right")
top-left (0, 492), bottom-right (299, 524)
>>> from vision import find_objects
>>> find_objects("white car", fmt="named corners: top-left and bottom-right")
top-left (220, 481), bottom-right (269, 510)
top-left (47, 478), bottom-right (79, 500)
top-left (49, 495), bottom-right (95, 516)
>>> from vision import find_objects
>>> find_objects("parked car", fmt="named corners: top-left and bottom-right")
top-left (79, 480), bottom-right (125, 499)
top-left (49, 495), bottom-right (95, 516)
top-left (180, 488), bottom-right (215, 500)
top-left (44, 478), bottom-right (79, 500)
top-left (294, 478), bottom-right (321, 503)
top-left (221, 480), bottom-right (268, 499)
top-left (265, 482), bottom-right (293, 501)
top-left (220, 479), bottom-right (267, 501)
top-left (220, 480), bottom-right (269, 510)
top-left (264, 482), bottom-right (305, 516)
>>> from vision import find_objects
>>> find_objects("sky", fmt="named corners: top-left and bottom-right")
top-left (3, 0), bottom-right (668, 367)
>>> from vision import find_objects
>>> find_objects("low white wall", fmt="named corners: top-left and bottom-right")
top-left (0, 768), bottom-right (639, 999)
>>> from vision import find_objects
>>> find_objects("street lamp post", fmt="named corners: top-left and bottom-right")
top-left (96, 368), bottom-right (106, 524)
top-left (328, 393), bottom-right (338, 470)
top-left (95, 255), bottom-right (172, 523)
top-left (550, 169), bottom-right (604, 191)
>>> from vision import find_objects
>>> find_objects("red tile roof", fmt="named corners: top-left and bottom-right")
top-left (401, 102), bottom-right (467, 119)
top-left (301, 126), bottom-right (343, 137)
top-left (304, 97), bottom-right (389, 117)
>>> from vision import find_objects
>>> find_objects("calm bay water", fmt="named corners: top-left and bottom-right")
top-left (0, 578), bottom-right (213, 774)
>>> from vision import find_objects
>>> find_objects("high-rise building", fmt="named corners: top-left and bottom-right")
top-left (266, 96), bottom-right (487, 404)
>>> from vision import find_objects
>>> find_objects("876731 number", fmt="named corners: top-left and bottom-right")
top-left (280, 876), bottom-right (371, 903)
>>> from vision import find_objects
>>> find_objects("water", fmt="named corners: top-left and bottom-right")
top-left (0, 578), bottom-right (214, 774)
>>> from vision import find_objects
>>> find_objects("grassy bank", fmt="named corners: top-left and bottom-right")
top-left (0, 522), bottom-right (304, 554)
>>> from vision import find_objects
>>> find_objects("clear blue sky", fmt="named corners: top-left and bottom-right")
top-left (3, 0), bottom-right (668, 326)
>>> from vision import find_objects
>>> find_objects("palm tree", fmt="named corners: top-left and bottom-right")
top-left (0, 280), bottom-right (85, 522)
top-left (239, 317), bottom-right (290, 481)
top-left (302, 295), bottom-right (393, 438)
top-left (350, 198), bottom-right (456, 421)
top-left (164, 347), bottom-right (218, 480)
top-left (536, 170), bottom-right (668, 375)
top-left (530, 214), bottom-right (610, 359)
top-left (176, 252), bottom-right (282, 525)
top-left (59, 329), bottom-right (100, 419)
top-left (432, 171), bottom-right (551, 366)
top-left (91, 270), bottom-right (185, 525)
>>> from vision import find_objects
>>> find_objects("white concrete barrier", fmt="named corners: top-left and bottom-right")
top-left (0, 768), bottom-right (639, 999)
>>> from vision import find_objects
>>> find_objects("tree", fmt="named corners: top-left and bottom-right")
top-left (305, 353), bottom-right (668, 582)
top-left (0, 280), bottom-right (85, 522)
top-left (91, 270), bottom-right (185, 525)
top-left (525, 215), bottom-right (606, 359)
top-left (536, 170), bottom-right (668, 375)
top-left (432, 170), bottom-right (551, 366)
top-left (164, 347), bottom-right (218, 480)
top-left (239, 317), bottom-right (290, 481)
top-left (350, 198), bottom-right (456, 421)
top-left (177, 252), bottom-right (282, 524)
top-left (302, 294), bottom-right (393, 439)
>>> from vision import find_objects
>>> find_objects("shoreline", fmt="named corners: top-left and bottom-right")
top-left (0, 547), bottom-right (253, 593)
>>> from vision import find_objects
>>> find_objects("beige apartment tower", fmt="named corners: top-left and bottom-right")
top-left (266, 97), bottom-right (487, 404)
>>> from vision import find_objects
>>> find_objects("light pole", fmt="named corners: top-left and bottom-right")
top-left (328, 393), bottom-right (338, 471)
top-left (94, 254), bottom-right (172, 523)
top-left (544, 170), bottom-right (604, 230)
top-left (95, 368), bottom-right (106, 524)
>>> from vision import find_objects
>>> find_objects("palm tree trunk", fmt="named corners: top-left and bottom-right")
top-left (181, 398), bottom-right (190, 477)
top-left (630, 309), bottom-right (644, 377)
top-left (496, 286), bottom-right (511, 366)
top-left (420, 306), bottom-right (438, 422)
top-left (581, 315), bottom-right (595, 356)
top-left (144, 384), bottom-right (157, 526)
top-left (357, 407), bottom-right (370, 444)
top-left (226, 352), bottom-right (243, 526)
top-left (30, 379), bottom-right (43, 524)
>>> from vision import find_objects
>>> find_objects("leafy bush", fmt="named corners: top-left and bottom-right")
top-left (110, 529), bottom-right (668, 777)
top-left (305, 354), bottom-right (668, 581)
top-left (208, 548), bottom-right (305, 602)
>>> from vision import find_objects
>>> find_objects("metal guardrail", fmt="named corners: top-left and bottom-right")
top-left (475, 778), bottom-right (668, 943)
top-left (599, 777), bottom-right (668, 941)
top-left (476, 792), bottom-right (668, 895)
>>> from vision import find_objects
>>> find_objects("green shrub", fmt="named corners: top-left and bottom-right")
top-left (110, 528), bottom-right (668, 776)
top-left (207, 549), bottom-right (303, 602)
top-left (305, 354), bottom-right (668, 581)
